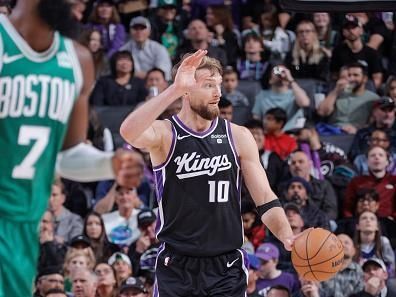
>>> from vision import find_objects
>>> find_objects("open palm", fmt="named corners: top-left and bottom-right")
top-left (174, 49), bottom-right (208, 93)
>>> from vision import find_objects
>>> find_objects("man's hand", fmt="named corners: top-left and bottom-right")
top-left (39, 230), bottom-right (54, 244)
top-left (365, 276), bottom-right (382, 296)
top-left (112, 149), bottom-right (144, 189)
top-left (173, 49), bottom-right (208, 95)
top-left (284, 228), bottom-right (314, 251)
top-left (341, 124), bottom-right (357, 134)
top-left (301, 280), bottom-right (320, 297)
top-left (335, 78), bottom-right (349, 94)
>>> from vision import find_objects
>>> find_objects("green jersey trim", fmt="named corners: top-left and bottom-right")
top-left (64, 39), bottom-right (83, 97)
top-left (0, 26), bottom-right (3, 73)
top-left (0, 15), bottom-right (59, 62)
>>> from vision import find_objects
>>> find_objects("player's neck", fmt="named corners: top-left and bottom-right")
top-left (177, 109), bottom-right (214, 133)
top-left (9, 2), bottom-right (55, 53)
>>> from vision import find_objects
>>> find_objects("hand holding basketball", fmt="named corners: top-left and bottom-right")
top-left (291, 228), bottom-right (344, 281)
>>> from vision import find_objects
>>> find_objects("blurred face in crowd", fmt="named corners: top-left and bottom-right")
top-left (356, 194), bottom-right (379, 215)
top-left (260, 12), bottom-right (275, 30)
top-left (49, 184), bottom-right (66, 213)
top-left (286, 182), bottom-right (308, 205)
top-left (37, 273), bottom-right (65, 296)
top-left (343, 23), bottom-right (363, 42)
top-left (205, 7), bottom-right (217, 27)
top-left (363, 263), bottom-right (388, 287)
top-left (188, 20), bottom-right (209, 43)
top-left (313, 12), bottom-right (330, 29)
top-left (0, 5), bottom-right (10, 15)
top-left (115, 187), bottom-right (140, 211)
top-left (263, 114), bottom-right (282, 134)
top-left (223, 73), bottom-right (238, 93)
top-left (267, 288), bottom-right (290, 297)
top-left (296, 22), bottom-right (316, 49)
top-left (94, 263), bottom-right (116, 288)
top-left (116, 56), bottom-right (134, 75)
top-left (289, 152), bottom-right (311, 179)
top-left (40, 210), bottom-right (54, 234)
top-left (159, 6), bottom-right (177, 22)
top-left (372, 105), bottom-right (395, 129)
top-left (248, 127), bottom-right (265, 150)
top-left (347, 67), bottom-right (366, 93)
top-left (72, 269), bottom-right (97, 297)
top-left (120, 289), bottom-right (146, 297)
top-left (146, 70), bottom-right (168, 92)
top-left (367, 146), bottom-right (389, 173)
top-left (242, 212), bottom-right (256, 231)
top-left (357, 211), bottom-right (379, 233)
top-left (71, 0), bottom-right (86, 22)
top-left (388, 80), bottom-right (396, 100)
top-left (85, 214), bottom-right (103, 240)
top-left (97, 2), bottom-right (113, 22)
top-left (285, 209), bottom-right (304, 232)
top-left (113, 260), bottom-right (132, 281)
top-left (337, 234), bottom-right (355, 260)
top-left (88, 30), bottom-right (102, 53)
top-left (258, 258), bottom-right (277, 278)
top-left (368, 130), bottom-right (390, 150)
top-left (219, 105), bottom-right (233, 121)
top-left (244, 37), bottom-right (263, 55)
top-left (131, 24), bottom-right (151, 43)
top-left (140, 220), bottom-right (157, 242)
top-left (69, 256), bottom-right (89, 273)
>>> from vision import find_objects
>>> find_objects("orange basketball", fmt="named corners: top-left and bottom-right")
top-left (291, 228), bottom-right (344, 281)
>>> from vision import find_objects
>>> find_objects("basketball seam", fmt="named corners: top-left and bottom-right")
top-left (293, 248), bottom-right (344, 267)
top-left (307, 231), bottom-right (333, 261)
top-left (305, 228), bottom-right (319, 282)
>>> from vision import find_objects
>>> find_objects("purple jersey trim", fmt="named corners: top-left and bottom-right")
top-left (173, 115), bottom-right (218, 138)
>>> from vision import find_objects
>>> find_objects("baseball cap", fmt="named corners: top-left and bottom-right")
top-left (69, 235), bottom-right (91, 248)
top-left (158, 0), bottom-right (177, 8)
top-left (286, 176), bottom-right (313, 195)
top-left (129, 16), bottom-right (151, 30)
top-left (284, 202), bottom-right (301, 215)
top-left (342, 15), bottom-right (361, 28)
top-left (119, 277), bottom-right (147, 294)
top-left (373, 97), bottom-right (395, 110)
top-left (256, 242), bottom-right (279, 261)
top-left (362, 258), bottom-right (387, 272)
top-left (108, 252), bottom-right (132, 267)
top-left (138, 209), bottom-right (156, 228)
top-left (247, 253), bottom-right (260, 270)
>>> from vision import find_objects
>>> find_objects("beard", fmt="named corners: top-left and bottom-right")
top-left (190, 101), bottom-right (219, 121)
top-left (352, 81), bottom-right (364, 93)
top-left (38, 0), bottom-right (79, 38)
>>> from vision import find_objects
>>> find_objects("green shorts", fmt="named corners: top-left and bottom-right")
top-left (0, 218), bottom-right (40, 297)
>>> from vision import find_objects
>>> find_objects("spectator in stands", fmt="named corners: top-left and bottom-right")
top-left (71, 268), bottom-right (98, 297)
top-left (353, 129), bottom-right (396, 175)
top-left (35, 267), bottom-right (65, 297)
top-left (45, 288), bottom-right (67, 297)
top-left (285, 20), bottom-right (330, 82)
top-left (83, 212), bottom-right (119, 263)
top-left (262, 108), bottom-right (297, 160)
top-left (294, 278), bottom-right (322, 297)
top-left (87, 0), bottom-right (126, 58)
top-left (384, 76), bottom-right (396, 101)
top-left (246, 253), bottom-right (262, 297)
top-left (218, 97), bottom-right (233, 122)
top-left (317, 62), bottom-right (379, 134)
top-left (280, 151), bottom-right (338, 221)
top-left (252, 65), bottom-right (310, 132)
top-left (260, 6), bottom-right (295, 63)
top-left (245, 119), bottom-right (285, 190)
top-left (321, 233), bottom-right (364, 297)
top-left (145, 68), bottom-right (169, 100)
top-left (108, 252), bottom-right (132, 286)
top-left (237, 32), bottom-right (269, 81)
top-left (282, 177), bottom-right (330, 230)
top-left (222, 67), bottom-right (250, 108)
top-left (295, 122), bottom-right (350, 179)
top-left (90, 51), bottom-right (147, 107)
top-left (150, 0), bottom-right (181, 61)
top-left (313, 12), bottom-right (339, 55)
top-left (38, 210), bottom-right (67, 271)
top-left (267, 285), bottom-right (291, 297)
top-left (241, 199), bottom-right (265, 250)
top-left (206, 4), bottom-right (240, 67)
top-left (102, 185), bottom-right (142, 248)
top-left (176, 19), bottom-right (227, 66)
top-left (330, 15), bottom-right (383, 89)
top-left (255, 242), bottom-right (300, 295)
top-left (79, 28), bottom-right (110, 79)
top-left (49, 178), bottom-right (83, 244)
top-left (349, 96), bottom-right (396, 160)
top-left (0, 0), bottom-right (12, 15)
top-left (350, 258), bottom-right (396, 297)
top-left (94, 262), bottom-right (117, 297)
top-left (64, 248), bottom-right (96, 293)
top-left (118, 276), bottom-right (148, 297)
top-left (121, 16), bottom-right (172, 81)
top-left (344, 146), bottom-right (396, 220)
top-left (353, 211), bottom-right (395, 274)
top-left (70, 0), bottom-right (87, 23)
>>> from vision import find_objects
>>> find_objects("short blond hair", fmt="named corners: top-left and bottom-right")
top-left (171, 54), bottom-right (223, 81)
top-left (63, 248), bottom-right (96, 276)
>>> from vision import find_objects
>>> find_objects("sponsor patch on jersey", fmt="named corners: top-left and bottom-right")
top-left (210, 134), bottom-right (228, 144)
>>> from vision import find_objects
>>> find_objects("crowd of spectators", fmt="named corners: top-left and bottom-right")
top-left (2, 0), bottom-right (395, 296)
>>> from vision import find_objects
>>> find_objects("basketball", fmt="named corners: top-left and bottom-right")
top-left (291, 228), bottom-right (344, 281)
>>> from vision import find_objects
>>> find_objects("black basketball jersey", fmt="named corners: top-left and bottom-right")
top-left (153, 115), bottom-right (243, 257)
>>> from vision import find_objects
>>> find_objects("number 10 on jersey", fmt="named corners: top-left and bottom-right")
top-left (208, 181), bottom-right (230, 203)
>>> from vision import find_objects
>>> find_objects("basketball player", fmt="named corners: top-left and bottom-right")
top-left (0, 1), bottom-right (142, 295)
top-left (120, 50), bottom-right (295, 296)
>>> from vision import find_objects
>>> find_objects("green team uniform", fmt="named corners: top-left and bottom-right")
top-left (0, 15), bottom-right (82, 296)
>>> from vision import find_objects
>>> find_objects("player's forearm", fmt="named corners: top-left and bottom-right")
top-left (120, 84), bottom-right (183, 143)
top-left (261, 207), bottom-right (294, 245)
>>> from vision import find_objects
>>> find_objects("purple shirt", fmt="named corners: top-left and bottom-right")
top-left (256, 271), bottom-right (300, 294)
top-left (87, 23), bottom-right (126, 58)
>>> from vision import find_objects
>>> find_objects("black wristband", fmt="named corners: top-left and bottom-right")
top-left (257, 199), bottom-right (282, 217)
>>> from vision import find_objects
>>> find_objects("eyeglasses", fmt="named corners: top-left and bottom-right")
top-left (358, 197), bottom-right (376, 202)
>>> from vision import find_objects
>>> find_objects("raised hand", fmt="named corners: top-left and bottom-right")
top-left (173, 49), bottom-right (208, 94)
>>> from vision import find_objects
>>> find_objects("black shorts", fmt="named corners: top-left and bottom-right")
top-left (153, 244), bottom-right (248, 297)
